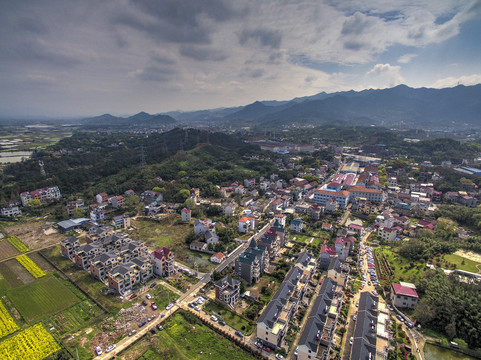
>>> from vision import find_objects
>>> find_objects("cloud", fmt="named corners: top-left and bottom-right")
top-left (238, 28), bottom-right (282, 49)
top-left (366, 63), bottom-right (404, 87)
top-left (398, 53), bottom-right (417, 64)
top-left (179, 45), bottom-right (226, 62)
top-left (430, 74), bottom-right (481, 88)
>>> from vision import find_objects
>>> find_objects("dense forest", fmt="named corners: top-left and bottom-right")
top-left (414, 270), bottom-right (481, 348)
top-left (0, 128), bottom-right (278, 205)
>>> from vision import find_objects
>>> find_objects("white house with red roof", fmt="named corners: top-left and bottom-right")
top-left (238, 216), bottom-right (255, 233)
top-left (378, 227), bottom-right (397, 242)
top-left (319, 245), bottom-right (337, 270)
top-left (210, 252), bottom-right (226, 264)
top-left (335, 236), bottom-right (355, 261)
top-left (181, 208), bottom-right (191, 222)
top-left (391, 283), bottom-right (419, 309)
top-left (151, 247), bottom-right (176, 277)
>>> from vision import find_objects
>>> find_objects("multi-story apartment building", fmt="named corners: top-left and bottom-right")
top-left (151, 247), bottom-right (176, 277)
top-left (20, 185), bottom-right (61, 206)
top-left (215, 276), bottom-right (241, 308)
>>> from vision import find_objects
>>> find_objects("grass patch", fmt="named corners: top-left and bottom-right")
top-left (45, 300), bottom-right (104, 335)
top-left (123, 310), bottom-right (257, 360)
top-left (150, 284), bottom-right (178, 309)
top-left (203, 301), bottom-right (254, 335)
top-left (376, 248), bottom-right (427, 285)
top-left (444, 254), bottom-right (480, 274)
top-left (8, 275), bottom-right (79, 323)
top-left (129, 217), bottom-right (215, 272)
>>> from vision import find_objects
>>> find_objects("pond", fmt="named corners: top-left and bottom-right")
top-left (424, 343), bottom-right (477, 360)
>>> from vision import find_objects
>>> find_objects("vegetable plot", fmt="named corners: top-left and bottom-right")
top-left (16, 255), bottom-right (46, 278)
top-left (0, 301), bottom-right (19, 338)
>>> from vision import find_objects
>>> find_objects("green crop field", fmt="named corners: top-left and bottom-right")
top-left (123, 311), bottom-right (256, 360)
top-left (47, 300), bottom-right (104, 335)
top-left (8, 275), bottom-right (79, 323)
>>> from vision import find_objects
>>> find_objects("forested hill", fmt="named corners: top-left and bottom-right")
top-left (0, 128), bottom-right (266, 205)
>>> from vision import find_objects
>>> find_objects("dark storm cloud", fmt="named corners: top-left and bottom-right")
top-left (179, 45), bottom-right (226, 61)
top-left (238, 29), bottom-right (282, 49)
top-left (115, 0), bottom-right (244, 44)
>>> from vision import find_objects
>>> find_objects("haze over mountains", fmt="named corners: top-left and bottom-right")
top-left (77, 84), bottom-right (481, 130)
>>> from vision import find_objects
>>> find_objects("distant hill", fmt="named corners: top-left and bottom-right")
top-left (81, 112), bottom-right (177, 128)
top-left (168, 84), bottom-right (481, 130)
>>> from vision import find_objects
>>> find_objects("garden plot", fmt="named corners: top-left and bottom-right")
top-left (0, 259), bottom-right (35, 288)
top-left (0, 241), bottom-right (19, 261)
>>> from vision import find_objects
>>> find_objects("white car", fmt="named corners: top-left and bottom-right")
top-left (146, 293), bottom-right (152, 299)
top-left (95, 346), bottom-right (102, 356)
top-left (210, 315), bottom-right (218, 322)
top-left (349, 337), bottom-right (353, 345)
top-left (166, 303), bottom-right (174, 310)
top-left (105, 344), bottom-right (116, 353)
top-left (276, 354), bottom-right (284, 360)
top-left (194, 305), bottom-right (201, 311)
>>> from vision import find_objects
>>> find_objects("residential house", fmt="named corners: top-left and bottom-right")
top-left (1, 206), bottom-right (22, 217)
top-left (350, 292), bottom-right (379, 360)
top-left (124, 189), bottom-right (135, 196)
top-left (235, 252), bottom-right (261, 285)
top-left (290, 218), bottom-right (304, 233)
top-left (90, 208), bottom-right (105, 222)
top-left (215, 276), bottom-right (240, 308)
top-left (297, 278), bottom-right (340, 360)
top-left (221, 202), bottom-right (237, 216)
top-left (319, 246), bottom-right (337, 270)
top-left (107, 263), bottom-right (138, 295)
top-left (238, 216), bottom-right (255, 233)
top-left (151, 247), bottom-right (176, 277)
top-left (73, 243), bottom-right (103, 269)
top-left (391, 283), bottom-right (418, 309)
top-left (327, 257), bottom-right (349, 287)
top-left (111, 195), bottom-right (124, 208)
top-left (210, 252), bottom-right (225, 264)
top-left (194, 218), bottom-right (213, 234)
top-left (244, 178), bottom-right (256, 188)
top-left (335, 237), bottom-right (354, 262)
top-left (140, 190), bottom-right (163, 203)
top-left (257, 229), bottom-right (280, 259)
top-left (378, 227), bottom-right (397, 242)
top-left (111, 215), bottom-right (131, 230)
top-left (307, 204), bottom-right (324, 220)
top-left (459, 195), bottom-right (478, 208)
top-left (321, 223), bottom-right (333, 231)
top-left (60, 236), bottom-right (80, 260)
top-left (20, 185), bottom-right (61, 206)
top-left (86, 225), bottom-right (113, 243)
top-left (96, 193), bottom-right (108, 204)
top-left (325, 198), bottom-right (340, 213)
top-left (66, 199), bottom-right (88, 216)
top-left (181, 208), bottom-right (191, 222)
top-left (89, 252), bottom-right (118, 281)
top-left (205, 230), bottom-right (219, 244)
top-left (256, 266), bottom-right (307, 350)
top-left (190, 241), bottom-right (209, 253)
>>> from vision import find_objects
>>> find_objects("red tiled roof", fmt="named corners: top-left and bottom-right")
top-left (320, 245), bottom-right (336, 255)
top-left (153, 247), bottom-right (171, 260)
top-left (348, 185), bottom-right (382, 194)
top-left (392, 283), bottom-right (418, 298)
top-left (314, 189), bottom-right (350, 197)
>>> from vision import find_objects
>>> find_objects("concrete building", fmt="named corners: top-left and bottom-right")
top-left (151, 247), bottom-right (176, 277)
top-left (214, 276), bottom-right (240, 308)
top-left (391, 283), bottom-right (418, 309)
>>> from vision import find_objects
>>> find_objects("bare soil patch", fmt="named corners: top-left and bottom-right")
top-left (2, 221), bottom-right (64, 250)
top-left (454, 249), bottom-right (481, 263)
top-left (0, 241), bottom-right (19, 260)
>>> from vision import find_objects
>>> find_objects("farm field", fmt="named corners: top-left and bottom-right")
top-left (1, 220), bottom-right (64, 250)
top-left (0, 259), bottom-right (35, 289)
top-left (47, 299), bottom-right (104, 335)
top-left (444, 253), bottom-right (481, 274)
top-left (8, 275), bottom-right (79, 323)
top-left (0, 323), bottom-right (60, 360)
top-left (203, 301), bottom-right (254, 334)
top-left (129, 217), bottom-right (215, 272)
top-left (0, 300), bottom-right (19, 339)
top-left (119, 311), bottom-right (256, 360)
top-left (0, 241), bottom-right (19, 261)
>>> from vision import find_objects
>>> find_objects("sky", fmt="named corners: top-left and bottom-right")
top-left (1, 0), bottom-right (481, 118)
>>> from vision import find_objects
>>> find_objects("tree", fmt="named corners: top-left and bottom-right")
top-left (25, 199), bottom-right (42, 207)
top-left (71, 207), bottom-right (86, 218)
top-left (212, 270), bottom-right (223, 281)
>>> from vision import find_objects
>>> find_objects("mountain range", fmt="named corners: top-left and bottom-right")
top-left (80, 84), bottom-right (481, 130)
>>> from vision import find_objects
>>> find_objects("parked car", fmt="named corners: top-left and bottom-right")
top-left (166, 303), bottom-right (174, 310)
top-left (160, 313), bottom-right (165, 318)
top-left (149, 328), bottom-right (157, 334)
top-left (146, 293), bottom-right (152, 299)
top-left (275, 354), bottom-right (284, 359)
top-left (346, 293), bottom-right (354, 298)
top-left (194, 305), bottom-right (201, 311)
top-left (210, 315), bottom-right (218, 322)
top-left (235, 330), bottom-right (244, 338)
top-left (353, 314), bottom-right (357, 321)
top-left (264, 346), bottom-right (271, 353)
top-left (219, 320), bottom-right (226, 326)
top-left (128, 330), bottom-right (136, 336)
top-left (149, 282), bottom-right (157, 288)
top-left (151, 302), bottom-right (158, 310)
top-left (188, 302), bottom-right (194, 308)
top-left (139, 321), bottom-right (146, 328)
top-left (349, 337), bottom-right (353, 345)
top-left (105, 344), bottom-right (116, 353)
top-left (95, 346), bottom-right (102, 356)
top-left (356, 301), bottom-right (359, 307)
top-left (157, 324), bottom-right (163, 331)
top-left (130, 293), bottom-right (138, 299)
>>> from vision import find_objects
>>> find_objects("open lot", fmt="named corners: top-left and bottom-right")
top-left (119, 311), bottom-right (256, 360)
top-left (8, 274), bottom-right (79, 323)
top-left (1, 220), bottom-right (64, 250)
top-left (203, 301), bottom-right (254, 334)
top-left (376, 248), bottom-right (427, 285)
top-left (129, 216), bottom-right (216, 272)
